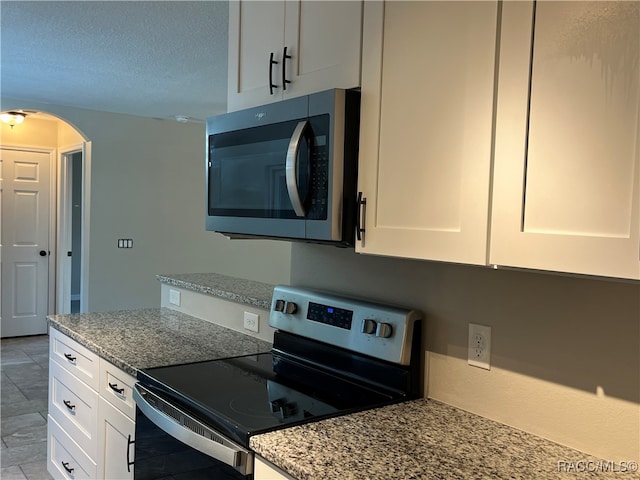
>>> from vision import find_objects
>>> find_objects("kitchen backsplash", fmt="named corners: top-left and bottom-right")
top-left (289, 243), bottom-right (640, 463)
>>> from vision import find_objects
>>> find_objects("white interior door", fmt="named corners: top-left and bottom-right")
top-left (1, 147), bottom-right (52, 337)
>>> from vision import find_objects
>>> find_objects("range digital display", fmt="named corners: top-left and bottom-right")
top-left (307, 302), bottom-right (353, 330)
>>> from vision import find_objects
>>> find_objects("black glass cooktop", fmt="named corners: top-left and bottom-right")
top-left (138, 351), bottom-right (400, 447)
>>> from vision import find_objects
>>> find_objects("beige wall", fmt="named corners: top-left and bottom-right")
top-left (290, 243), bottom-right (640, 463)
top-left (1, 116), bottom-right (59, 146)
top-left (1, 99), bottom-right (292, 311)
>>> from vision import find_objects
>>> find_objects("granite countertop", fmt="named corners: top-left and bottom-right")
top-left (156, 272), bottom-right (274, 310)
top-left (250, 399), bottom-right (636, 480)
top-left (48, 308), bottom-right (272, 376)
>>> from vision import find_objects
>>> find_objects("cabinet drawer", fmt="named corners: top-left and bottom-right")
top-left (99, 360), bottom-right (137, 420)
top-left (47, 414), bottom-right (97, 480)
top-left (50, 328), bottom-right (99, 391)
top-left (49, 360), bottom-right (99, 460)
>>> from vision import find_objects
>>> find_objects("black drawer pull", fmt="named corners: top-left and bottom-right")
top-left (63, 353), bottom-right (77, 362)
top-left (61, 461), bottom-right (74, 474)
top-left (269, 52), bottom-right (278, 95)
top-left (282, 46), bottom-right (292, 91)
top-left (127, 434), bottom-right (135, 472)
top-left (356, 192), bottom-right (367, 242)
top-left (63, 399), bottom-right (76, 411)
top-left (109, 382), bottom-right (125, 395)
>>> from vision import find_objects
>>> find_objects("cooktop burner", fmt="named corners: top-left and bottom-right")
top-left (138, 349), bottom-right (401, 447)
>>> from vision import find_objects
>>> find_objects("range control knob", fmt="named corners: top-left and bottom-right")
top-left (284, 301), bottom-right (298, 314)
top-left (375, 322), bottom-right (393, 338)
top-left (360, 319), bottom-right (377, 335)
top-left (274, 299), bottom-right (286, 312)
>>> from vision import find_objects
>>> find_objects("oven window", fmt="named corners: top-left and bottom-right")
top-left (134, 407), bottom-right (249, 480)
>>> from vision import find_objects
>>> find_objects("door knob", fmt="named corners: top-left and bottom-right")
top-left (39, 250), bottom-right (47, 257)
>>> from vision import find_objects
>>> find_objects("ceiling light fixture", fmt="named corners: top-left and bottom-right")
top-left (1, 111), bottom-right (27, 129)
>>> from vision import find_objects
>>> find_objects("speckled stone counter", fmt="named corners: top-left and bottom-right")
top-left (157, 273), bottom-right (274, 310)
top-left (250, 399), bottom-right (636, 480)
top-left (48, 308), bottom-right (272, 376)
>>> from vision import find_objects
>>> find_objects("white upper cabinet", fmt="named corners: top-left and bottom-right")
top-left (227, 1), bottom-right (362, 112)
top-left (490, 1), bottom-right (640, 279)
top-left (356, 1), bottom-right (499, 264)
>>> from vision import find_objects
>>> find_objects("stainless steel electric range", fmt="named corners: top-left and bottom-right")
top-left (132, 286), bottom-right (422, 479)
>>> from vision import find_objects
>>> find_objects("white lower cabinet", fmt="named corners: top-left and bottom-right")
top-left (254, 455), bottom-right (297, 480)
top-left (98, 397), bottom-right (135, 480)
top-left (48, 329), bottom-right (136, 480)
top-left (47, 414), bottom-right (97, 480)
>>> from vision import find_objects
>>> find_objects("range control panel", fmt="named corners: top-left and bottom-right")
top-left (269, 286), bottom-right (422, 365)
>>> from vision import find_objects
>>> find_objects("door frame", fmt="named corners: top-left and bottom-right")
top-left (57, 142), bottom-right (91, 313)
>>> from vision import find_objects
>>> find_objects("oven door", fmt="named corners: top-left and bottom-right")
top-left (133, 384), bottom-right (253, 479)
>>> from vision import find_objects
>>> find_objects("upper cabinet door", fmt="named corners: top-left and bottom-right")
top-left (228, 1), bottom-right (362, 112)
top-left (228, 1), bottom-right (285, 112)
top-left (356, 1), bottom-right (499, 264)
top-left (490, 1), bottom-right (640, 279)
top-left (282, 1), bottom-right (362, 99)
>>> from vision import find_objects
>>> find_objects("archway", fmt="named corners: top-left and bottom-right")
top-left (1, 110), bottom-right (91, 336)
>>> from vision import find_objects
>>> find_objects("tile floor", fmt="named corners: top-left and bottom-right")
top-left (1, 334), bottom-right (54, 480)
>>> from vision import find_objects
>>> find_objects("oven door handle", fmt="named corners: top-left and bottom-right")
top-left (285, 120), bottom-right (309, 217)
top-left (133, 384), bottom-right (253, 476)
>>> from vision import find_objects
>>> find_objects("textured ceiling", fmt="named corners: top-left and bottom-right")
top-left (0, 0), bottom-right (229, 121)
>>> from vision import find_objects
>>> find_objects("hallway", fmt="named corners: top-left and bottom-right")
top-left (1, 334), bottom-right (53, 479)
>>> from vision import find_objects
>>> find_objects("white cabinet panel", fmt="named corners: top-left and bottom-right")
top-left (48, 329), bottom-right (138, 480)
top-left (47, 414), bottom-right (97, 480)
top-left (228, 0), bottom-right (362, 112)
top-left (98, 397), bottom-right (135, 480)
top-left (49, 359), bottom-right (99, 459)
top-left (50, 328), bottom-right (99, 391)
top-left (490, 1), bottom-right (640, 279)
top-left (357, 1), bottom-right (499, 264)
top-left (99, 360), bottom-right (137, 420)
top-left (282, 1), bottom-right (362, 99)
top-left (254, 456), bottom-right (296, 480)
top-left (228, 1), bottom-right (285, 111)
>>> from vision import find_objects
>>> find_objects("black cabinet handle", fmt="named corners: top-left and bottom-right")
top-left (61, 461), bottom-right (74, 473)
top-left (356, 192), bottom-right (367, 242)
top-left (109, 382), bottom-right (125, 395)
top-left (63, 399), bottom-right (76, 411)
top-left (39, 250), bottom-right (47, 257)
top-left (282, 46), bottom-right (292, 91)
top-left (269, 52), bottom-right (278, 95)
top-left (127, 434), bottom-right (135, 472)
top-left (63, 353), bottom-right (77, 363)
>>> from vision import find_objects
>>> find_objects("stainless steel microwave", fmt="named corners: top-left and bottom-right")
top-left (206, 89), bottom-right (360, 246)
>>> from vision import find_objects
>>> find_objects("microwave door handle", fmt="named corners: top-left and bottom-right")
top-left (285, 120), bottom-right (308, 217)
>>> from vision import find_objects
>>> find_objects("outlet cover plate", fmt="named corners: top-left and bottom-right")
top-left (243, 312), bottom-right (259, 333)
top-left (168, 289), bottom-right (181, 306)
top-left (468, 323), bottom-right (491, 370)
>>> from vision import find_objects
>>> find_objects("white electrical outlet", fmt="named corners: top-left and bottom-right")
top-left (243, 312), bottom-right (259, 333)
top-left (468, 323), bottom-right (491, 370)
top-left (168, 289), bottom-right (181, 306)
